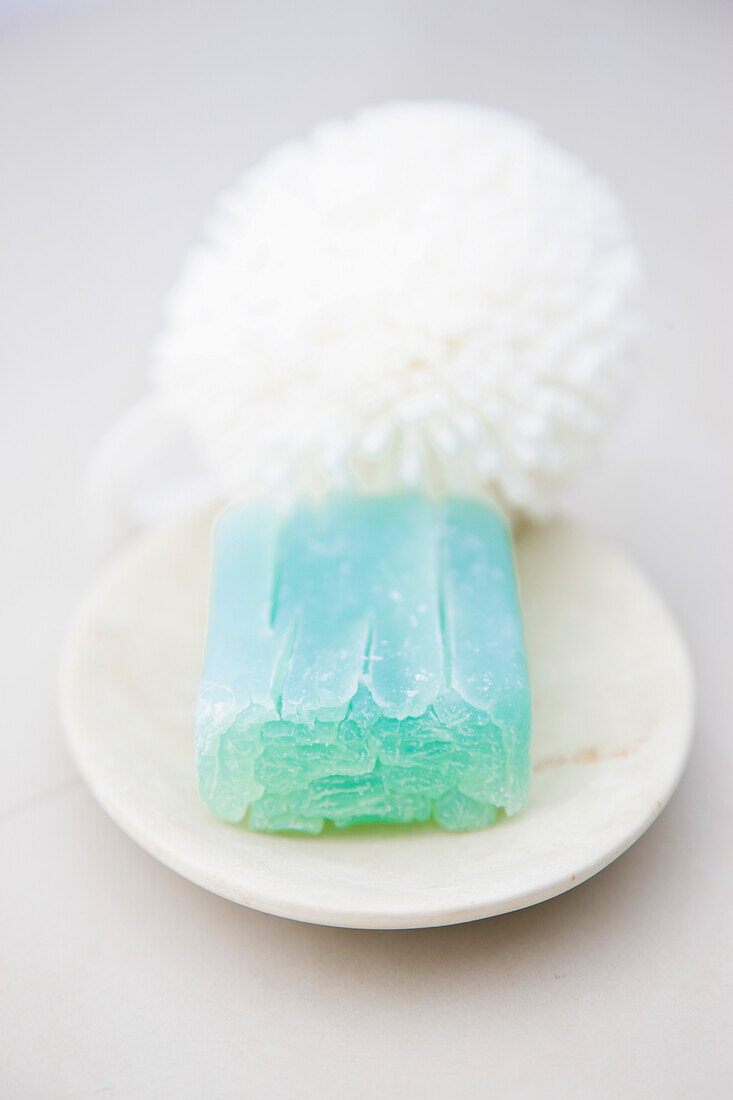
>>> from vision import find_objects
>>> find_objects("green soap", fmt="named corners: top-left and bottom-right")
top-left (195, 494), bottom-right (531, 833)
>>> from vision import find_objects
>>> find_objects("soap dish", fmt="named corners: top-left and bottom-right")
top-left (59, 507), bottom-right (693, 929)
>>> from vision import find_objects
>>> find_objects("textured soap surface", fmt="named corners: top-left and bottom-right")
top-left (195, 495), bottom-right (531, 833)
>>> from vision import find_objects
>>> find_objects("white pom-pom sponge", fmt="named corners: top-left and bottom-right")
top-left (154, 101), bottom-right (642, 520)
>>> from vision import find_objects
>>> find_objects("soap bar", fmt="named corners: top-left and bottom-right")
top-left (195, 494), bottom-right (531, 833)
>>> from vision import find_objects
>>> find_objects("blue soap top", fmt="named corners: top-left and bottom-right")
top-left (199, 494), bottom-right (529, 733)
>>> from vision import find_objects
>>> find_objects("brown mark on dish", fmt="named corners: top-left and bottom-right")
top-left (532, 733), bottom-right (651, 774)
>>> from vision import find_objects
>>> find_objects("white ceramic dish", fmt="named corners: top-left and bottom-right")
top-left (60, 508), bottom-right (694, 929)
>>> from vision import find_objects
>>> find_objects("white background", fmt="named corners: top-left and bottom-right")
top-left (1, 1), bottom-right (732, 1096)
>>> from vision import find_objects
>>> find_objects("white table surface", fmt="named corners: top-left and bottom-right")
top-left (2, 1), bottom-right (731, 1096)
